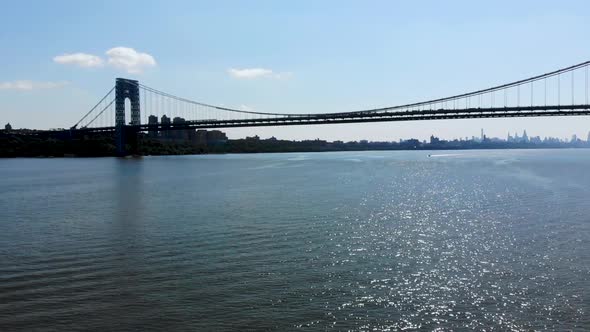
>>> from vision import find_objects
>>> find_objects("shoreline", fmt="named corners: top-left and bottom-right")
top-left (2, 146), bottom-right (589, 159)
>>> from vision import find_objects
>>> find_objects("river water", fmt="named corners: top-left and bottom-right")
top-left (0, 150), bottom-right (588, 330)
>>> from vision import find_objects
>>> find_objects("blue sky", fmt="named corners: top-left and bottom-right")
top-left (1, 0), bottom-right (589, 141)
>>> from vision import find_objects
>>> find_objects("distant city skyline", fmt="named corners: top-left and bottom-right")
top-left (1, 0), bottom-right (590, 141)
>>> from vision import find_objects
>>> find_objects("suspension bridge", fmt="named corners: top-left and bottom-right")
top-left (51, 61), bottom-right (590, 155)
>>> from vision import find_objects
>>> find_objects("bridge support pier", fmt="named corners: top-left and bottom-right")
top-left (115, 125), bottom-right (126, 156)
top-left (115, 125), bottom-right (140, 157)
top-left (114, 78), bottom-right (141, 157)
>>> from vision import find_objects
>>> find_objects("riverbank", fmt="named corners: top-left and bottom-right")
top-left (1, 132), bottom-right (589, 158)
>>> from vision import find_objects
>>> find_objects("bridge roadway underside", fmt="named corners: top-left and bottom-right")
top-left (77, 105), bottom-right (590, 134)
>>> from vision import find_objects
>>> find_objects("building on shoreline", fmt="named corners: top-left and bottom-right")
top-left (141, 115), bottom-right (228, 146)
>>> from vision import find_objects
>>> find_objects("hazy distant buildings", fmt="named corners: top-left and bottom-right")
top-left (530, 136), bottom-right (542, 144)
top-left (423, 128), bottom-right (590, 148)
top-left (507, 130), bottom-right (531, 143)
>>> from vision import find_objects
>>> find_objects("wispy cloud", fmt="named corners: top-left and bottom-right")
top-left (228, 68), bottom-right (292, 80)
top-left (53, 53), bottom-right (104, 68)
top-left (0, 80), bottom-right (69, 91)
top-left (53, 47), bottom-right (156, 74)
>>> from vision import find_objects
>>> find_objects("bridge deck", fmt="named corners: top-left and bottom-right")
top-left (70, 105), bottom-right (590, 134)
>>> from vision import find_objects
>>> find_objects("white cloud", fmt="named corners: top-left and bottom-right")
top-left (228, 68), bottom-right (273, 79)
top-left (53, 47), bottom-right (157, 74)
top-left (0, 80), bottom-right (69, 91)
top-left (106, 47), bottom-right (157, 74)
top-left (228, 68), bottom-right (292, 80)
top-left (53, 53), bottom-right (104, 68)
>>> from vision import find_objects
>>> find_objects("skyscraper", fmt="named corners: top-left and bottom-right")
top-left (148, 115), bottom-right (158, 138)
top-left (571, 134), bottom-right (578, 143)
top-left (161, 115), bottom-right (171, 138)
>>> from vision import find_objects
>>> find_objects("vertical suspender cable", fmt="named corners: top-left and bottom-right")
top-left (586, 65), bottom-right (589, 105)
top-left (109, 98), bottom-right (112, 127)
top-left (572, 70), bottom-right (574, 105)
top-left (530, 82), bottom-right (533, 107)
top-left (544, 77), bottom-right (547, 106)
top-left (143, 87), bottom-right (146, 125)
top-left (558, 73), bottom-right (561, 106)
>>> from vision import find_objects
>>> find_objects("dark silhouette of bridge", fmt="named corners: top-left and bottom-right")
top-left (56, 61), bottom-right (590, 155)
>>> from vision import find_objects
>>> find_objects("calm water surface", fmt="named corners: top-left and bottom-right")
top-left (0, 150), bottom-right (589, 331)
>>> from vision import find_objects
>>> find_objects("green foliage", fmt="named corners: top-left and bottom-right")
top-left (0, 133), bottom-right (115, 157)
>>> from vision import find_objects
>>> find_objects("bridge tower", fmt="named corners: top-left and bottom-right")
top-left (115, 78), bottom-right (140, 156)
